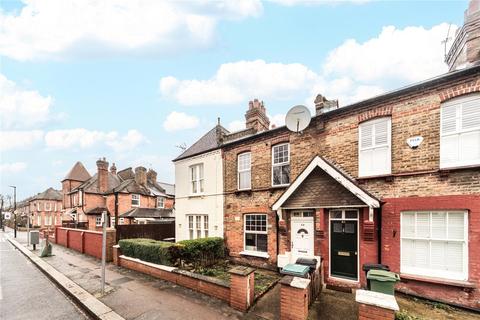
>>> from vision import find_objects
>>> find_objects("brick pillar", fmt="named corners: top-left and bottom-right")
top-left (280, 276), bottom-right (310, 320)
top-left (356, 290), bottom-right (398, 320)
top-left (229, 266), bottom-right (255, 312)
top-left (112, 245), bottom-right (120, 266)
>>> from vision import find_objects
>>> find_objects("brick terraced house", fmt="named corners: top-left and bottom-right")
top-left (62, 158), bottom-right (174, 230)
top-left (15, 187), bottom-right (63, 228)
top-left (216, 3), bottom-right (480, 310)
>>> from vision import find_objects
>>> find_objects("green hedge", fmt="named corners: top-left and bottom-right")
top-left (118, 238), bottom-right (174, 266)
top-left (119, 237), bottom-right (225, 267)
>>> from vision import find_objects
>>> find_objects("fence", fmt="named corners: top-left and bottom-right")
top-left (61, 221), bottom-right (88, 229)
top-left (116, 221), bottom-right (175, 242)
top-left (54, 227), bottom-right (116, 261)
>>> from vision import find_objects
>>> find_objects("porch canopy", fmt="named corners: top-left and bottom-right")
top-left (272, 156), bottom-right (380, 220)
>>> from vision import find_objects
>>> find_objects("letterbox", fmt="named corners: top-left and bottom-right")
top-left (30, 230), bottom-right (40, 245)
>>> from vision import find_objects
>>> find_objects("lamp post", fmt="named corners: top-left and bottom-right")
top-left (10, 186), bottom-right (16, 238)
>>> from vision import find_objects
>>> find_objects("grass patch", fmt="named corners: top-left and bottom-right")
top-left (395, 310), bottom-right (425, 320)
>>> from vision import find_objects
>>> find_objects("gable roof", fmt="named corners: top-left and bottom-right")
top-left (72, 172), bottom-right (121, 194)
top-left (272, 156), bottom-right (380, 211)
top-left (63, 161), bottom-right (91, 182)
top-left (173, 125), bottom-right (229, 161)
top-left (119, 207), bottom-right (173, 219)
top-left (158, 182), bottom-right (175, 197)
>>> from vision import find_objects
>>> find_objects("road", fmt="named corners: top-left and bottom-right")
top-left (0, 231), bottom-right (89, 320)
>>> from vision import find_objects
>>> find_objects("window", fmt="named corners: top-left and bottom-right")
top-left (45, 202), bottom-right (51, 211)
top-left (45, 215), bottom-right (52, 226)
top-left (54, 215), bottom-right (57, 225)
top-left (95, 216), bottom-right (102, 227)
top-left (440, 94), bottom-right (480, 168)
top-left (37, 202), bottom-right (41, 211)
top-left (73, 195), bottom-right (77, 206)
top-left (54, 202), bottom-right (57, 212)
top-left (359, 117), bottom-right (391, 177)
top-left (37, 215), bottom-right (41, 226)
top-left (401, 211), bottom-right (468, 281)
top-left (238, 152), bottom-right (252, 190)
top-left (157, 197), bottom-right (165, 208)
top-left (244, 214), bottom-right (268, 253)
top-left (79, 190), bottom-right (83, 205)
top-left (131, 194), bottom-right (140, 207)
top-left (190, 164), bottom-right (204, 194)
top-left (187, 215), bottom-right (209, 239)
top-left (272, 143), bottom-right (290, 186)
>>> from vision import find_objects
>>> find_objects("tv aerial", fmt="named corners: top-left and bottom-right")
top-left (285, 105), bottom-right (311, 133)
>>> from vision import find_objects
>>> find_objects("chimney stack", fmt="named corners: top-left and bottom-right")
top-left (446, 0), bottom-right (480, 71)
top-left (135, 166), bottom-right (147, 186)
top-left (245, 99), bottom-right (270, 133)
top-left (110, 163), bottom-right (117, 175)
top-left (147, 169), bottom-right (157, 184)
top-left (314, 94), bottom-right (338, 115)
top-left (96, 157), bottom-right (109, 193)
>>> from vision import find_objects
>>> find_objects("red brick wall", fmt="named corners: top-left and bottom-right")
top-left (280, 282), bottom-right (309, 320)
top-left (118, 256), bottom-right (230, 302)
top-left (381, 195), bottom-right (480, 310)
top-left (358, 303), bottom-right (394, 320)
top-left (54, 227), bottom-right (115, 261)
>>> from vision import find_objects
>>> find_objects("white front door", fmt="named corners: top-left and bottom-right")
top-left (291, 217), bottom-right (314, 259)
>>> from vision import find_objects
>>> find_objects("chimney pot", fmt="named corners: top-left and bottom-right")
top-left (147, 169), bottom-right (157, 184)
top-left (110, 163), bottom-right (117, 175)
top-left (96, 158), bottom-right (109, 193)
top-left (245, 98), bottom-right (270, 133)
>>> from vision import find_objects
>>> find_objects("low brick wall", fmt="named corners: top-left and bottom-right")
top-left (113, 246), bottom-right (254, 311)
top-left (54, 227), bottom-right (116, 261)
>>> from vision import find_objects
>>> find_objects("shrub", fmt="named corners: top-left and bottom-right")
top-left (118, 238), bottom-right (174, 266)
top-left (176, 237), bottom-right (225, 267)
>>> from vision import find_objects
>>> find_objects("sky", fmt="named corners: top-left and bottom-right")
top-left (0, 0), bottom-right (469, 200)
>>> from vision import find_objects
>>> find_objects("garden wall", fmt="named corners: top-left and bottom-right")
top-left (113, 245), bottom-right (255, 312)
top-left (54, 227), bottom-right (116, 261)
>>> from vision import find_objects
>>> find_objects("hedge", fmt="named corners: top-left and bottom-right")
top-left (118, 238), bottom-right (174, 266)
top-left (119, 237), bottom-right (225, 267)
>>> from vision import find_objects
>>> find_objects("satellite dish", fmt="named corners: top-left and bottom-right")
top-left (285, 105), bottom-right (311, 133)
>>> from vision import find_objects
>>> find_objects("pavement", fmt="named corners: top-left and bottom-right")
top-left (0, 231), bottom-right (89, 320)
top-left (4, 229), bottom-right (243, 320)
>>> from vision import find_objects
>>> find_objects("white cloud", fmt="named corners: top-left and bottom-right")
top-left (163, 111), bottom-right (200, 132)
top-left (270, 0), bottom-right (369, 6)
top-left (162, 23), bottom-right (454, 109)
top-left (227, 120), bottom-right (245, 132)
top-left (0, 0), bottom-right (262, 61)
top-left (44, 128), bottom-right (147, 151)
top-left (269, 114), bottom-right (286, 127)
top-left (160, 60), bottom-right (319, 106)
top-left (0, 74), bottom-right (52, 129)
top-left (323, 23), bottom-right (455, 84)
top-left (0, 130), bottom-right (44, 151)
top-left (0, 162), bottom-right (27, 173)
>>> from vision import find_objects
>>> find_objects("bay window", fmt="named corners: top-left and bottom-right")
top-left (359, 117), bottom-right (391, 177)
top-left (401, 211), bottom-right (468, 281)
top-left (272, 143), bottom-right (290, 186)
top-left (238, 152), bottom-right (251, 190)
top-left (440, 94), bottom-right (480, 168)
top-left (244, 214), bottom-right (268, 254)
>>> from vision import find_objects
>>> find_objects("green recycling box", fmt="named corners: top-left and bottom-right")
top-left (367, 269), bottom-right (400, 295)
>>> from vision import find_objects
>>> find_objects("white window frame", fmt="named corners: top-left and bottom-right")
top-left (157, 197), bottom-right (165, 208)
top-left (358, 117), bottom-right (392, 177)
top-left (37, 214), bottom-right (41, 226)
top-left (272, 143), bottom-right (290, 187)
top-left (238, 152), bottom-right (252, 190)
top-left (79, 190), bottom-right (83, 205)
top-left (190, 164), bottom-right (205, 195)
top-left (45, 202), bottom-right (52, 211)
top-left (186, 214), bottom-right (208, 239)
top-left (242, 214), bottom-right (269, 257)
top-left (400, 211), bottom-right (468, 281)
top-left (95, 216), bottom-right (102, 227)
top-left (73, 194), bottom-right (77, 206)
top-left (131, 194), bottom-right (140, 207)
top-left (37, 202), bottom-right (41, 211)
top-left (440, 94), bottom-right (480, 168)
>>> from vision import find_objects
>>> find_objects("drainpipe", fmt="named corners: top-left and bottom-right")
top-left (377, 206), bottom-right (382, 264)
top-left (114, 191), bottom-right (119, 229)
top-left (276, 213), bottom-right (280, 261)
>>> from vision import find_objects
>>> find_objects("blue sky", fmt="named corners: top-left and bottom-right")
top-left (0, 0), bottom-right (468, 200)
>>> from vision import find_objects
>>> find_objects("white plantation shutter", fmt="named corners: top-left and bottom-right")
top-left (441, 93), bottom-right (480, 168)
top-left (401, 211), bottom-right (467, 280)
top-left (359, 118), bottom-right (391, 176)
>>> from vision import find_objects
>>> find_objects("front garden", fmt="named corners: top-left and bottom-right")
top-left (118, 237), bottom-right (280, 297)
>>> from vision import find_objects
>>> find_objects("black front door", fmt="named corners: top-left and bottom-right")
top-left (330, 220), bottom-right (358, 280)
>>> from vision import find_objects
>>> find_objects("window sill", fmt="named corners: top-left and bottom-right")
top-left (188, 194), bottom-right (205, 199)
top-left (235, 189), bottom-right (252, 195)
top-left (439, 164), bottom-right (480, 172)
top-left (240, 250), bottom-right (270, 259)
top-left (400, 273), bottom-right (475, 289)
top-left (357, 173), bottom-right (393, 180)
top-left (270, 185), bottom-right (289, 190)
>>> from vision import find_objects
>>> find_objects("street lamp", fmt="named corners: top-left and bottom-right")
top-left (9, 185), bottom-right (16, 238)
